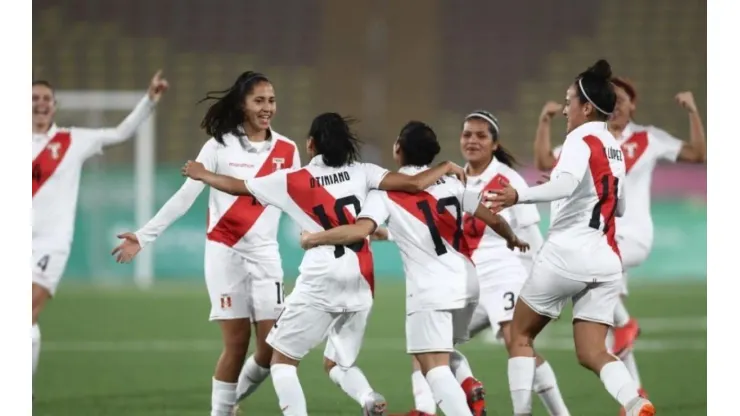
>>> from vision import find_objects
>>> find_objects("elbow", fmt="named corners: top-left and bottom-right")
top-left (406, 180), bottom-right (424, 194)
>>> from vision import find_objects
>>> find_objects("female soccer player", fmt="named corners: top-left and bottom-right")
top-left (532, 73), bottom-right (706, 412)
top-left (33, 71), bottom-right (168, 388)
top-left (112, 71), bottom-right (301, 416)
top-left (398, 111), bottom-right (569, 416)
top-left (182, 112), bottom-right (466, 416)
top-left (490, 59), bottom-right (654, 416)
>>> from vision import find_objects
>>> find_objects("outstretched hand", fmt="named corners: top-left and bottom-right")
top-left (482, 181), bottom-right (519, 212)
top-left (147, 70), bottom-right (169, 102)
top-left (182, 160), bottom-right (207, 180)
top-left (111, 232), bottom-right (141, 263)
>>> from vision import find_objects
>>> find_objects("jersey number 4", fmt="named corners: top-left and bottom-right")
top-left (589, 175), bottom-right (620, 232)
top-left (417, 197), bottom-right (463, 256)
top-left (312, 195), bottom-right (363, 258)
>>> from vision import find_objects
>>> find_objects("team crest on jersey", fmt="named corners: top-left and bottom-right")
top-left (220, 294), bottom-right (232, 309)
top-left (47, 142), bottom-right (63, 160)
top-left (272, 157), bottom-right (285, 171)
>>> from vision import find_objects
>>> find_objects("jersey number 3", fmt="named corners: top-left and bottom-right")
top-left (417, 197), bottom-right (463, 256)
top-left (589, 175), bottom-right (620, 232)
top-left (312, 195), bottom-right (363, 258)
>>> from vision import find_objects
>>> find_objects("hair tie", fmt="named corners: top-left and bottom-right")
top-left (578, 78), bottom-right (611, 115)
top-left (465, 112), bottom-right (500, 137)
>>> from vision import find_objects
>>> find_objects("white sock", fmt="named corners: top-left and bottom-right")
top-left (533, 361), bottom-right (570, 416)
top-left (211, 378), bottom-right (237, 416)
top-left (328, 366), bottom-right (374, 407)
top-left (411, 370), bottom-right (436, 414)
top-left (599, 360), bottom-right (640, 407)
top-left (508, 357), bottom-right (536, 415)
top-left (425, 366), bottom-right (471, 416)
top-left (271, 364), bottom-right (307, 416)
top-left (606, 328), bottom-right (615, 353)
top-left (32, 324), bottom-right (41, 377)
top-left (449, 349), bottom-right (474, 384)
top-left (621, 351), bottom-right (642, 387)
top-left (235, 355), bottom-right (270, 402)
top-left (614, 300), bottom-right (631, 327)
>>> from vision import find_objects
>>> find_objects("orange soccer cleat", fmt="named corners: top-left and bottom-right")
top-left (619, 387), bottom-right (649, 416)
top-left (461, 377), bottom-right (487, 416)
top-left (613, 318), bottom-right (641, 356)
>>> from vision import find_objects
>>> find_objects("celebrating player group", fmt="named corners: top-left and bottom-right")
top-left (32, 57), bottom-right (705, 416)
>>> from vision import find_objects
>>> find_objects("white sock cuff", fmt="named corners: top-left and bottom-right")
top-left (32, 324), bottom-right (40, 341)
top-left (212, 378), bottom-right (237, 389)
top-left (533, 361), bottom-right (556, 391)
top-left (245, 356), bottom-right (270, 377)
top-left (508, 357), bottom-right (537, 391)
top-left (424, 365), bottom-right (449, 382)
top-left (328, 365), bottom-right (346, 385)
top-left (271, 363), bottom-right (297, 376)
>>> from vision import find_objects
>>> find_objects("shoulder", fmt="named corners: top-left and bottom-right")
top-left (497, 164), bottom-right (528, 187)
top-left (271, 130), bottom-right (298, 147)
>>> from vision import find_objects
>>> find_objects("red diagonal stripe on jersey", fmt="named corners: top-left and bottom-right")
top-left (387, 191), bottom-right (472, 259)
top-left (463, 174), bottom-right (510, 253)
top-left (621, 131), bottom-right (648, 173)
top-left (32, 132), bottom-right (72, 197)
top-left (584, 135), bottom-right (621, 259)
top-left (207, 140), bottom-right (295, 246)
top-left (286, 169), bottom-right (375, 295)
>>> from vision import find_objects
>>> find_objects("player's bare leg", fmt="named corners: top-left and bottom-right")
top-left (324, 357), bottom-right (386, 415)
top-left (506, 299), bottom-right (551, 416)
top-left (499, 321), bottom-right (569, 415)
top-left (234, 319), bottom-right (274, 405)
top-left (212, 319), bottom-right (251, 416)
top-left (270, 350), bottom-right (307, 416)
top-left (572, 320), bottom-right (653, 415)
top-left (414, 352), bottom-right (471, 416)
top-left (31, 283), bottom-right (50, 381)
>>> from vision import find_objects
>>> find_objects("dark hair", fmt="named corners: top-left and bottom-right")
top-left (199, 71), bottom-right (271, 145)
top-left (308, 113), bottom-right (362, 168)
top-left (396, 121), bottom-right (440, 166)
top-left (464, 110), bottom-right (518, 168)
top-left (32, 80), bottom-right (55, 93)
top-left (612, 76), bottom-right (638, 104)
top-left (574, 59), bottom-right (616, 121)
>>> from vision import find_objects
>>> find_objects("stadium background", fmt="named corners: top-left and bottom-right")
top-left (32, 1), bottom-right (707, 415)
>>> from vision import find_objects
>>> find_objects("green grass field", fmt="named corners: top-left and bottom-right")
top-left (33, 282), bottom-right (706, 415)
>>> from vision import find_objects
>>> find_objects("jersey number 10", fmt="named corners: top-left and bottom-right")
top-left (312, 195), bottom-right (364, 258)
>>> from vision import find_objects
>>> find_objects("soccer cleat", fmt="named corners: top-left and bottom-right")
top-left (460, 377), bottom-right (487, 416)
top-left (619, 388), bottom-right (649, 416)
top-left (362, 392), bottom-right (388, 416)
top-left (624, 397), bottom-right (655, 416)
top-left (612, 318), bottom-right (641, 356)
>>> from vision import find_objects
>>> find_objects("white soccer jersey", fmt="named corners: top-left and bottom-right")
top-left (33, 96), bottom-right (156, 251)
top-left (245, 155), bottom-right (390, 312)
top-left (135, 130), bottom-right (300, 263)
top-left (357, 166), bottom-right (481, 314)
top-left (463, 158), bottom-right (541, 282)
top-left (534, 121), bottom-right (626, 281)
top-left (553, 121), bottom-right (683, 250)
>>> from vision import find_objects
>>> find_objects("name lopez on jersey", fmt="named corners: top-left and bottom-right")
top-left (310, 171), bottom-right (351, 188)
top-left (605, 146), bottom-right (623, 161)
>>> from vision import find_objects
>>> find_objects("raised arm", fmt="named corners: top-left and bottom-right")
top-left (377, 161), bottom-right (466, 193)
top-left (301, 219), bottom-right (377, 249)
top-left (534, 101), bottom-right (563, 171)
top-left (182, 161), bottom-right (252, 196)
top-left (674, 91), bottom-right (707, 163)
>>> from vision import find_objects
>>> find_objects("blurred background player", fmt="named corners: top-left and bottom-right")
top-left (490, 60), bottom-right (654, 416)
top-left (532, 75), bottom-right (706, 409)
top-left (181, 113), bottom-right (466, 416)
top-left (111, 71), bottom-right (300, 416)
top-left (300, 120), bottom-right (529, 416)
top-left (32, 71), bottom-right (168, 388)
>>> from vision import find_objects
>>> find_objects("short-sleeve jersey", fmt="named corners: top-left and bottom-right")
top-left (463, 158), bottom-right (541, 283)
top-left (544, 121), bottom-right (626, 281)
top-left (356, 165), bottom-right (481, 314)
top-left (553, 121), bottom-right (683, 249)
top-left (246, 155), bottom-right (389, 312)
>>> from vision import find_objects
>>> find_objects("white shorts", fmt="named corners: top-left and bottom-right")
top-left (466, 262), bottom-right (528, 340)
top-left (520, 257), bottom-right (622, 326)
top-left (406, 302), bottom-right (477, 354)
top-left (204, 241), bottom-right (284, 322)
top-left (266, 299), bottom-right (370, 367)
top-left (32, 248), bottom-right (70, 296)
top-left (616, 236), bottom-right (651, 296)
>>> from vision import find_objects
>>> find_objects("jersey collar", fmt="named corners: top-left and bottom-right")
top-left (236, 125), bottom-right (274, 153)
top-left (33, 123), bottom-right (58, 142)
top-left (398, 165), bottom-right (429, 175)
top-left (464, 157), bottom-right (501, 186)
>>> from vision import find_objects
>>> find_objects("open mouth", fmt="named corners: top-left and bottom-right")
top-left (258, 114), bottom-right (271, 123)
top-left (33, 108), bottom-right (50, 116)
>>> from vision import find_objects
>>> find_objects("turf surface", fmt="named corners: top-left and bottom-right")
top-left (33, 282), bottom-right (706, 415)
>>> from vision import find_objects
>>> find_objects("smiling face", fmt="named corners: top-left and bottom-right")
top-left (460, 118), bottom-right (496, 165)
top-left (32, 83), bottom-right (56, 129)
top-left (242, 81), bottom-right (276, 132)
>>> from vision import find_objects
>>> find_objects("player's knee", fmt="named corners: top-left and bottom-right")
top-left (323, 357), bottom-right (338, 374)
top-left (220, 322), bottom-right (251, 356)
top-left (574, 346), bottom-right (603, 371)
